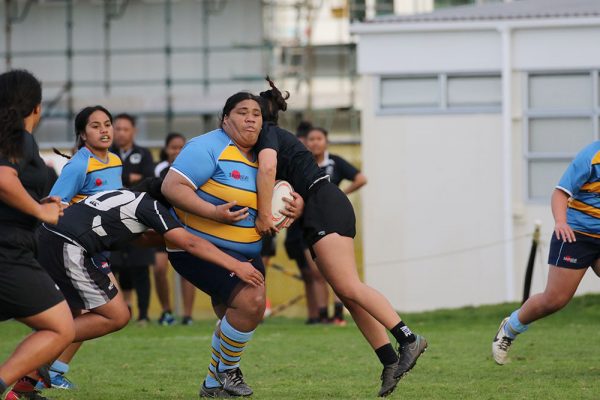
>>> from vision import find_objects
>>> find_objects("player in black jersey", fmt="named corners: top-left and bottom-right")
top-left (254, 78), bottom-right (427, 397)
top-left (0, 70), bottom-right (73, 400)
top-left (9, 183), bottom-right (263, 395)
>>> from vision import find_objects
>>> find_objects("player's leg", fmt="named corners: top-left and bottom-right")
top-left (214, 282), bottom-right (266, 397)
top-left (181, 277), bottom-right (196, 325)
top-left (131, 265), bottom-right (151, 325)
top-left (313, 234), bottom-right (427, 383)
top-left (154, 251), bottom-right (175, 326)
top-left (1, 302), bottom-right (74, 398)
top-left (303, 248), bottom-right (330, 323)
top-left (492, 264), bottom-right (586, 365)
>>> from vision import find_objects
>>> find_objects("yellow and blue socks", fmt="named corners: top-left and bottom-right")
top-left (504, 309), bottom-right (529, 339)
top-left (204, 330), bottom-right (222, 389)
top-left (390, 321), bottom-right (416, 346)
top-left (217, 316), bottom-right (254, 373)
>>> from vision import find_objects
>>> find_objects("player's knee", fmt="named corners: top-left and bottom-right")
top-left (113, 310), bottom-right (131, 330)
top-left (54, 319), bottom-right (75, 346)
top-left (334, 283), bottom-right (360, 303)
top-left (243, 293), bottom-right (266, 320)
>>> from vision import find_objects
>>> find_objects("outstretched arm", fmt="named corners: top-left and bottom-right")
top-left (164, 227), bottom-right (264, 287)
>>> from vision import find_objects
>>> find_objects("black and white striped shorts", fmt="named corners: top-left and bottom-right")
top-left (38, 228), bottom-right (118, 310)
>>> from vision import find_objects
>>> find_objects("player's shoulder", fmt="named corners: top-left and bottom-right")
top-left (188, 129), bottom-right (229, 152)
top-left (576, 141), bottom-right (600, 164)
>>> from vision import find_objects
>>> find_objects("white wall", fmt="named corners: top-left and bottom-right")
top-left (361, 76), bottom-right (507, 311)
top-left (358, 22), bottom-right (600, 311)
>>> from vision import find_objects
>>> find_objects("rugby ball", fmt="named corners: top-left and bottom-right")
top-left (271, 180), bottom-right (294, 228)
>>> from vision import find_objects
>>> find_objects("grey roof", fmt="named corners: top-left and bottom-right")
top-left (367, 0), bottom-right (600, 24)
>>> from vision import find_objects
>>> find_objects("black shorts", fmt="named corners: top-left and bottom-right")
top-left (548, 231), bottom-right (600, 269)
top-left (38, 228), bottom-right (118, 310)
top-left (303, 181), bottom-right (356, 252)
top-left (168, 248), bottom-right (264, 306)
top-left (0, 227), bottom-right (64, 321)
top-left (260, 235), bottom-right (276, 257)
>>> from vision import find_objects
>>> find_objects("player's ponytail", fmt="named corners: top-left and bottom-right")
top-left (259, 76), bottom-right (290, 124)
top-left (52, 147), bottom-right (72, 159)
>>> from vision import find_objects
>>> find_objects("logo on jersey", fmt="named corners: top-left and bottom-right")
top-left (95, 178), bottom-right (104, 187)
top-left (129, 153), bottom-right (142, 164)
top-left (563, 256), bottom-right (578, 264)
top-left (229, 170), bottom-right (249, 181)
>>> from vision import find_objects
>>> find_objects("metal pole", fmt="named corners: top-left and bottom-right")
top-left (165, 0), bottom-right (173, 132)
top-left (522, 221), bottom-right (541, 304)
top-left (5, 0), bottom-right (12, 69)
top-left (66, 0), bottom-right (74, 140)
top-left (104, 0), bottom-right (111, 95)
top-left (202, 0), bottom-right (209, 95)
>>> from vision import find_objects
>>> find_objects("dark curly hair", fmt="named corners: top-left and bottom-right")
top-left (259, 76), bottom-right (290, 124)
top-left (0, 69), bottom-right (42, 161)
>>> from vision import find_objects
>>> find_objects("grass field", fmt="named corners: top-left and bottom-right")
top-left (3, 294), bottom-right (600, 399)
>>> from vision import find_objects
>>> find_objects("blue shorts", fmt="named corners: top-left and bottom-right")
top-left (547, 231), bottom-right (600, 269)
top-left (168, 248), bottom-right (264, 306)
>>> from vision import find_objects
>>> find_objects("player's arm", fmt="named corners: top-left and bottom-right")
top-left (552, 188), bottom-right (575, 243)
top-left (0, 166), bottom-right (63, 224)
top-left (256, 148), bottom-right (278, 236)
top-left (164, 227), bottom-right (264, 287)
top-left (344, 172), bottom-right (367, 195)
top-left (49, 155), bottom-right (87, 205)
top-left (161, 169), bottom-right (248, 224)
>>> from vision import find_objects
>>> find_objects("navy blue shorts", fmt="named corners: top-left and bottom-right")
top-left (547, 231), bottom-right (600, 269)
top-left (168, 248), bottom-right (264, 306)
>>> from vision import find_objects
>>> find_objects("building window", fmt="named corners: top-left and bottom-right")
top-left (375, 0), bottom-right (394, 16)
top-left (378, 73), bottom-right (501, 113)
top-left (525, 71), bottom-right (599, 201)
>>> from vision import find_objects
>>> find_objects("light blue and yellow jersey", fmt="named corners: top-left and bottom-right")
top-left (557, 141), bottom-right (600, 236)
top-left (50, 147), bottom-right (123, 204)
top-left (168, 129), bottom-right (261, 257)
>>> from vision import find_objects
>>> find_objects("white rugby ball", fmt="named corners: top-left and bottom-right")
top-left (271, 180), bottom-right (294, 228)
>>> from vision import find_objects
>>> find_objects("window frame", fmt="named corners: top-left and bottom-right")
top-left (523, 70), bottom-right (600, 202)
top-left (376, 72), bottom-right (502, 116)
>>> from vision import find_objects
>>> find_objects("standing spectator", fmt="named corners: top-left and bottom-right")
top-left (154, 132), bottom-right (197, 326)
top-left (306, 126), bottom-right (367, 326)
top-left (110, 113), bottom-right (155, 325)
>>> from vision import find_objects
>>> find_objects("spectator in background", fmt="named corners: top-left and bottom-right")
top-left (154, 132), bottom-right (197, 326)
top-left (283, 121), bottom-right (329, 324)
top-left (110, 113), bottom-right (155, 325)
top-left (306, 126), bottom-right (367, 326)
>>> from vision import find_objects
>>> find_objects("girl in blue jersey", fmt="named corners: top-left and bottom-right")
top-left (51, 105), bottom-right (122, 206)
top-left (254, 78), bottom-right (427, 398)
top-left (43, 106), bottom-right (123, 390)
top-left (162, 92), bottom-right (302, 398)
top-left (493, 141), bottom-right (600, 365)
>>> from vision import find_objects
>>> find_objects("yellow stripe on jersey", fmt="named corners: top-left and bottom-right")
top-left (219, 145), bottom-right (258, 168)
top-left (70, 194), bottom-right (88, 204)
top-left (574, 230), bottom-right (600, 239)
top-left (200, 179), bottom-right (257, 210)
top-left (173, 208), bottom-right (260, 244)
top-left (569, 199), bottom-right (600, 219)
top-left (87, 153), bottom-right (122, 174)
top-left (580, 182), bottom-right (600, 193)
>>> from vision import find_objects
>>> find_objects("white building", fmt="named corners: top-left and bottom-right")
top-left (352, 0), bottom-right (600, 311)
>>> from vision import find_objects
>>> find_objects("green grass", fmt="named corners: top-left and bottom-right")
top-left (3, 295), bottom-right (600, 399)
